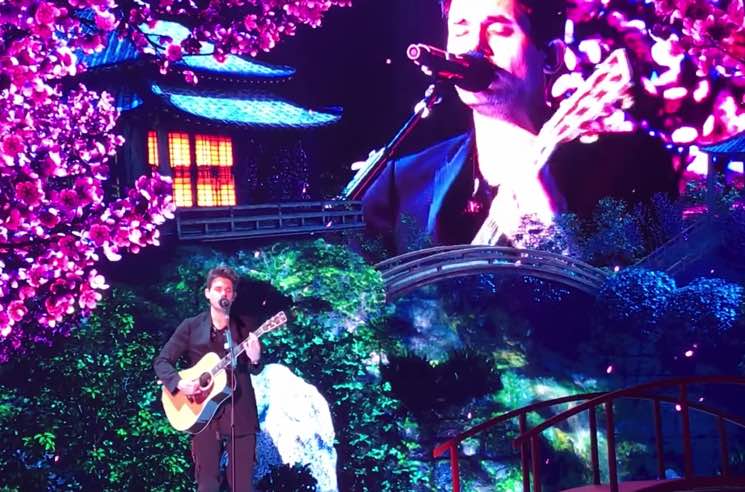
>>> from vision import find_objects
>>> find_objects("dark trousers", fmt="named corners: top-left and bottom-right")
top-left (191, 426), bottom-right (256, 492)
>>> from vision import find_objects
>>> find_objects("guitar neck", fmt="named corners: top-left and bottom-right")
top-left (211, 311), bottom-right (286, 375)
top-left (471, 49), bottom-right (633, 246)
top-left (470, 131), bottom-right (558, 245)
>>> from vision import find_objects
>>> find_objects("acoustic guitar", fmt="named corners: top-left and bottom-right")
top-left (471, 48), bottom-right (634, 246)
top-left (161, 311), bottom-right (287, 434)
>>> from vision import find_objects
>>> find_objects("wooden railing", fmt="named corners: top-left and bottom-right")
top-left (376, 245), bottom-right (609, 299)
top-left (432, 392), bottom-right (604, 492)
top-left (433, 376), bottom-right (745, 492)
top-left (175, 200), bottom-right (364, 241)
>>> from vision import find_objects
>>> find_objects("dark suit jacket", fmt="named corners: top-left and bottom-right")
top-left (153, 311), bottom-right (262, 433)
top-left (362, 131), bottom-right (677, 253)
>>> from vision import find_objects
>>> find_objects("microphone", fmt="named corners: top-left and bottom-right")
top-left (406, 43), bottom-right (497, 92)
top-left (219, 297), bottom-right (231, 311)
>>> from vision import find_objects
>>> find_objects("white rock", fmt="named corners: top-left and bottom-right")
top-left (252, 363), bottom-right (338, 492)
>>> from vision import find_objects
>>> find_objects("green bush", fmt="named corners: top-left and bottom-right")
top-left (0, 289), bottom-right (192, 491)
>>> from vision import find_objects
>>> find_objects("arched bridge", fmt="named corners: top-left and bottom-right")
top-left (375, 245), bottom-right (610, 300)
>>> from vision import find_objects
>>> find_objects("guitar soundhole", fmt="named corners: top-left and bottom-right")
top-left (199, 373), bottom-right (212, 389)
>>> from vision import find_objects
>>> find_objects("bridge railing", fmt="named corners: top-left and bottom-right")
top-left (376, 245), bottom-right (609, 298)
top-left (434, 375), bottom-right (745, 492)
top-left (432, 392), bottom-right (604, 492)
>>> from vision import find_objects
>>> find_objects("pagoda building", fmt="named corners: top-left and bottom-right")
top-left (76, 20), bottom-right (342, 210)
top-left (72, 21), bottom-right (364, 241)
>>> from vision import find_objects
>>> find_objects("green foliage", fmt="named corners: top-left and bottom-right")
top-left (149, 240), bottom-right (425, 491)
top-left (597, 268), bottom-right (677, 332)
top-left (643, 193), bottom-right (685, 249)
top-left (663, 277), bottom-right (744, 342)
top-left (724, 207), bottom-right (745, 260)
top-left (494, 466), bottom-right (522, 492)
top-left (0, 289), bottom-right (191, 490)
top-left (0, 239), bottom-right (428, 490)
top-left (593, 268), bottom-right (745, 375)
top-left (400, 213), bottom-right (433, 253)
top-left (616, 440), bottom-right (652, 479)
top-left (525, 195), bottom-right (684, 268)
top-left (516, 213), bottom-right (580, 254)
top-left (683, 175), bottom-right (742, 212)
top-left (240, 239), bottom-right (387, 321)
top-left (574, 197), bottom-right (647, 266)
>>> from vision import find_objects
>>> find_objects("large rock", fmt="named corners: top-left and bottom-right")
top-left (252, 363), bottom-right (337, 492)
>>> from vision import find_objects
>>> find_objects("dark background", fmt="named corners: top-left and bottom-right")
top-left (258, 0), bottom-right (472, 195)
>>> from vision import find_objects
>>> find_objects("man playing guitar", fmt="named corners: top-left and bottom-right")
top-left (362, 0), bottom-right (677, 252)
top-left (154, 266), bottom-right (262, 492)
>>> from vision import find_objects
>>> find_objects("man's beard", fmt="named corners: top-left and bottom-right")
top-left (460, 78), bottom-right (525, 118)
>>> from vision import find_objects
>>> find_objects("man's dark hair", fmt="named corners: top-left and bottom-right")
top-left (440, 0), bottom-right (566, 48)
top-left (205, 265), bottom-right (239, 290)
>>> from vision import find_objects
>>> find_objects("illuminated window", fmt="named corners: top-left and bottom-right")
top-left (168, 132), bottom-right (194, 207)
top-left (194, 134), bottom-right (236, 207)
top-left (147, 132), bottom-right (236, 208)
top-left (147, 131), bottom-right (159, 167)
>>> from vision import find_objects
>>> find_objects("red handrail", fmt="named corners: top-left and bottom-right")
top-left (514, 376), bottom-right (745, 491)
top-left (433, 376), bottom-right (745, 492)
top-left (514, 376), bottom-right (745, 443)
top-left (433, 392), bottom-right (605, 492)
top-left (432, 392), bottom-right (604, 458)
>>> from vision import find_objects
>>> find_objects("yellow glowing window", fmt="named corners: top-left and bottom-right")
top-left (168, 132), bottom-right (193, 207)
top-left (147, 131), bottom-right (158, 167)
top-left (194, 134), bottom-right (236, 207)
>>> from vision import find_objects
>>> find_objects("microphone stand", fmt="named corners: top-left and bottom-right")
top-left (339, 81), bottom-right (447, 201)
top-left (223, 302), bottom-right (238, 492)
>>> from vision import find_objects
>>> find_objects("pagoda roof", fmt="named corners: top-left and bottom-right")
top-left (701, 130), bottom-right (745, 156)
top-left (112, 88), bottom-right (144, 112)
top-left (77, 31), bottom-right (140, 69)
top-left (150, 83), bottom-right (341, 129)
top-left (77, 21), bottom-right (294, 80)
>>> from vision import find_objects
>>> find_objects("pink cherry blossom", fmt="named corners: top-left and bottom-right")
top-left (559, 0), bottom-right (745, 146)
top-left (34, 2), bottom-right (60, 26)
top-left (165, 43), bottom-right (183, 61)
top-left (15, 181), bottom-right (43, 208)
top-left (8, 301), bottom-right (27, 323)
top-left (1, 135), bottom-right (25, 157)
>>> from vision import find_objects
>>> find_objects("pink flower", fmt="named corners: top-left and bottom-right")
top-left (89, 272), bottom-right (109, 290)
top-left (58, 190), bottom-right (80, 211)
top-left (1, 135), bottom-right (24, 157)
top-left (95, 11), bottom-right (117, 31)
top-left (44, 296), bottom-right (66, 319)
top-left (58, 236), bottom-right (79, 258)
top-left (19, 286), bottom-right (36, 300)
top-left (5, 209), bottom-right (23, 231)
top-left (244, 14), bottom-right (258, 30)
top-left (28, 266), bottom-right (47, 288)
top-left (0, 310), bottom-right (10, 337)
top-left (16, 181), bottom-right (43, 208)
top-left (165, 43), bottom-right (183, 62)
top-left (88, 224), bottom-right (110, 246)
top-left (183, 70), bottom-right (198, 85)
top-left (8, 300), bottom-right (28, 323)
top-left (38, 210), bottom-right (60, 228)
top-left (34, 2), bottom-right (59, 26)
top-left (0, 0), bottom-right (351, 363)
top-left (78, 287), bottom-right (99, 310)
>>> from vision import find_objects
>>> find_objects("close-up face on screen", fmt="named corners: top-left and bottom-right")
top-left (1, 1), bottom-right (744, 491)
